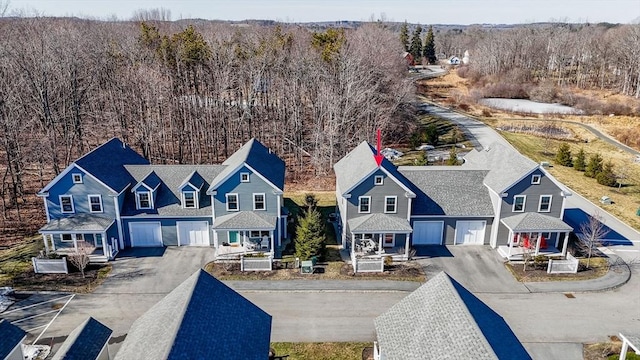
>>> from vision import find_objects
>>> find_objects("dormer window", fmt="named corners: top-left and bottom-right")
top-left (72, 173), bottom-right (82, 184)
top-left (374, 175), bottom-right (384, 185)
top-left (137, 192), bottom-right (152, 209)
top-left (182, 191), bottom-right (197, 209)
top-left (531, 174), bottom-right (541, 185)
top-left (240, 172), bottom-right (250, 183)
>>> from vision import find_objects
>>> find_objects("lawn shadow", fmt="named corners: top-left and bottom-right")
top-left (563, 208), bottom-right (633, 246)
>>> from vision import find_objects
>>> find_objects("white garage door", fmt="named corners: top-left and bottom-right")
top-left (177, 221), bottom-right (210, 246)
top-left (455, 221), bottom-right (486, 245)
top-left (412, 221), bottom-right (444, 245)
top-left (129, 222), bottom-right (163, 247)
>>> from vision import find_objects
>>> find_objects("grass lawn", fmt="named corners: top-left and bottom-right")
top-left (506, 257), bottom-right (609, 282)
top-left (0, 235), bottom-right (43, 284)
top-left (584, 336), bottom-right (640, 360)
top-left (270, 342), bottom-right (371, 360)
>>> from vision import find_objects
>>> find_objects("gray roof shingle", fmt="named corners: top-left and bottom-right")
top-left (463, 142), bottom-right (538, 193)
top-left (114, 269), bottom-right (271, 360)
top-left (348, 213), bottom-right (413, 233)
top-left (123, 165), bottom-right (225, 217)
top-left (52, 317), bottom-right (112, 360)
top-left (374, 272), bottom-right (531, 360)
top-left (39, 215), bottom-right (115, 232)
top-left (399, 167), bottom-right (494, 216)
top-left (75, 138), bottom-right (150, 193)
top-left (501, 213), bottom-right (573, 232)
top-left (0, 319), bottom-right (26, 359)
top-left (213, 211), bottom-right (276, 230)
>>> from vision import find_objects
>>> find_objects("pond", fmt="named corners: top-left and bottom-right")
top-left (480, 98), bottom-right (583, 115)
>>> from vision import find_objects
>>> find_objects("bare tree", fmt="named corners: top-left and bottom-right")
top-left (578, 212), bottom-right (610, 268)
top-left (67, 240), bottom-right (95, 278)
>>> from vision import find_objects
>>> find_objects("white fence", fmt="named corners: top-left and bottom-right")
top-left (240, 255), bottom-right (272, 271)
top-left (547, 253), bottom-right (579, 274)
top-left (32, 257), bottom-right (68, 274)
top-left (351, 253), bottom-right (384, 273)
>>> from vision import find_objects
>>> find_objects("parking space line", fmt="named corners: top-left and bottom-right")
top-left (2, 294), bottom-right (74, 315)
top-left (32, 294), bottom-right (75, 345)
top-left (11, 309), bottom-right (60, 324)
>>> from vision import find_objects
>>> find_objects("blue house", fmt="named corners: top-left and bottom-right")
top-left (38, 138), bottom-right (287, 263)
top-left (0, 319), bottom-right (27, 360)
top-left (51, 317), bottom-right (113, 360)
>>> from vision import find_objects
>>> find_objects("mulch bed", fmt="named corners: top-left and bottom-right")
top-left (506, 261), bottom-right (607, 282)
top-left (7, 264), bottom-right (111, 293)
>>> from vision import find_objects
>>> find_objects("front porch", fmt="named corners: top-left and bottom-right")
top-left (499, 213), bottom-right (573, 261)
top-left (212, 211), bottom-right (279, 260)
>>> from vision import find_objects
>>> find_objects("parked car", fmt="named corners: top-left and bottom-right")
top-left (381, 148), bottom-right (404, 160)
top-left (416, 144), bottom-right (435, 151)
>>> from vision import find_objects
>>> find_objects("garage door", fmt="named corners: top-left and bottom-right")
top-left (412, 221), bottom-right (444, 245)
top-left (455, 221), bottom-right (486, 245)
top-left (177, 221), bottom-right (210, 246)
top-left (129, 222), bottom-right (163, 247)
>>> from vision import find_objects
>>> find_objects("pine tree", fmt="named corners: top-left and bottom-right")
top-left (555, 143), bottom-right (573, 167)
top-left (399, 21), bottom-right (409, 52)
top-left (585, 153), bottom-right (603, 178)
top-left (422, 25), bottom-right (437, 64)
top-left (446, 147), bottom-right (460, 165)
top-left (574, 148), bottom-right (586, 171)
top-left (596, 160), bottom-right (617, 187)
top-left (294, 195), bottom-right (324, 261)
top-left (408, 25), bottom-right (423, 64)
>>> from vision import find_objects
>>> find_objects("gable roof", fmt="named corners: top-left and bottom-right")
top-left (208, 139), bottom-right (285, 193)
top-left (400, 167), bottom-right (494, 216)
top-left (179, 171), bottom-right (205, 191)
top-left (374, 272), bottom-right (531, 360)
top-left (52, 317), bottom-right (112, 360)
top-left (0, 319), bottom-right (26, 359)
top-left (75, 138), bottom-right (150, 193)
top-left (334, 141), bottom-right (414, 197)
top-left (501, 212), bottom-right (573, 232)
top-left (134, 171), bottom-right (162, 191)
top-left (114, 269), bottom-right (272, 360)
top-left (463, 142), bottom-right (538, 194)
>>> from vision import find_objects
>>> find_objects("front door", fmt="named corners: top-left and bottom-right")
top-left (228, 231), bottom-right (239, 246)
top-left (94, 234), bottom-right (103, 248)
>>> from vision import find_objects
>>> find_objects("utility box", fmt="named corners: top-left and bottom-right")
top-left (301, 260), bottom-right (314, 274)
top-left (600, 196), bottom-right (612, 205)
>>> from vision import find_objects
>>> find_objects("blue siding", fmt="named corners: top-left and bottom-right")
top-left (46, 165), bottom-right (117, 220)
top-left (122, 217), bottom-right (212, 247)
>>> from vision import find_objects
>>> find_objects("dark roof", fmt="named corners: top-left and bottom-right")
top-left (39, 215), bottom-right (115, 233)
top-left (400, 167), bottom-right (494, 216)
top-left (374, 272), bottom-right (531, 360)
top-left (114, 269), bottom-right (272, 360)
top-left (139, 171), bottom-right (162, 190)
top-left (123, 165), bottom-right (225, 217)
top-left (52, 317), bottom-right (112, 360)
top-left (0, 319), bottom-right (26, 359)
top-left (75, 138), bottom-right (150, 193)
top-left (209, 139), bottom-right (285, 192)
top-left (180, 171), bottom-right (206, 191)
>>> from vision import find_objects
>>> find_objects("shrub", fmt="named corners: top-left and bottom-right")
top-left (596, 161), bottom-right (617, 187)
top-left (529, 84), bottom-right (558, 103)
top-left (585, 153), bottom-right (603, 178)
top-left (481, 108), bottom-right (492, 117)
top-left (574, 148), bottom-right (586, 171)
top-left (481, 82), bottom-right (528, 99)
top-left (555, 143), bottom-right (573, 167)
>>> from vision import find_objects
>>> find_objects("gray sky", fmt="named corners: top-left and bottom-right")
top-left (7, 0), bottom-right (640, 24)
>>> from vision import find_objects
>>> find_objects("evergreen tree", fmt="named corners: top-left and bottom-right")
top-left (294, 195), bottom-right (324, 261)
top-left (446, 147), bottom-right (460, 165)
top-left (414, 151), bottom-right (427, 166)
top-left (424, 124), bottom-right (439, 145)
top-left (555, 143), bottom-right (573, 167)
top-left (422, 25), bottom-right (437, 64)
top-left (574, 148), bottom-right (586, 171)
top-left (408, 25), bottom-right (423, 64)
top-left (399, 21), bottom-right (409, 52)
top-left (585, 153), bottom-right (603, 178)
top-left (596, 160), bottom-right (617, 187)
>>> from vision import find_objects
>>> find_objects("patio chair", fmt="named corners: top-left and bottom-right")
top-left (260, 236), bottom-right (269, 249)
top-left (244, 241), bottom-right (256, 251)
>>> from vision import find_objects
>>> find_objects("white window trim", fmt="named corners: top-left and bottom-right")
top-left (253, 193), bottom-right (266, 211)
top-left (383, 233), bottom-right (395, 248)
top-left (538, 195), bottom-right (553, 212)
top-left (136, 191), bottom-right (153, 210)
top-left (61, 234), bottom-right (74, 242)
top-left (512, 195), bottom-right (526, 212)
top-left (226, 193), bottom-right (239, 211)
top-left (358, 196), bottom-right (371, 213)
top-left (531, 174), bottom-right (541, 185)
top-left (384, 196), bottom-right (397, 213)
top-left (240, 172), bottom-right (250, 183)
top-left (182, 191), bottom-right (198, 209)
top-left (72, 173), bottom-right (83, 184)
top-left (88, 194), bottom-right (103, 213)
top-left (59, 195), bottom-right (75, 214)
top-left (374, 175), bottom-right (384, 185)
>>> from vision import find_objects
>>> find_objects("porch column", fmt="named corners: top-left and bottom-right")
top-left (102, 232), bottom-right (108, 258)
top-left (405, 233), bottom-right (410, 260)
top-left (377, 233), bottom-right (383, 256)
top-left (507, 229), bottom-right (514, 256)
top-left (42, 234), bottom-right (49, 254)
top-left (351, 233), bottom-right (356, 255)
top-left (270, 230), bottom-right (274, 255)
top-left (561, 231), bottom-right (570, 257)
top-left (555, 233), bottom-right (560, 248)
top-left (73, 234), bottom-right (79, 252)
top-left (535, 232), bottom-right (542, 256)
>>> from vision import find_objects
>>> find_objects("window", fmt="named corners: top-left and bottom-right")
top-left (72, 173), bottom-right (82, 184)
top-left (358, 196), bottom-right (371, 213)
top-left (538, 195), bottom-right (552, 212)
top-left (60, 195), bottom-right (74, 213)
top-left (374, 175), bottom-right (384, 185)
top-left (253, 193), bottom-right (266, 210)
top-left (61, 234), bottom-right (73, 242)
top-left (385, 196), bottom-right (397, 213)
top-left (226, 194), bottom-right (239, 211)
top-left (513, 195), bottom-right (526, 212)
top-left (183, 191), bottom-right (197, 209)
top-left (88, 195), bottom-right (103, 213)
top-left (531, 174), bottom-right (541, 185)
top-left (384, 233), bottom-right (395, 247)
top-left (240, 172), bottom-right (250, 182)
top-left (137, 192), bottom-right (151, 209)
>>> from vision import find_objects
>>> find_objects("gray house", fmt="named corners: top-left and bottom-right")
top-left (0, 319), bottom-right (26, 360)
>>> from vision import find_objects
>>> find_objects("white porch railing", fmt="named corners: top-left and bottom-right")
top-left (32, 257), bottom-right (68, 274)
top-left (373, 341), bottom-right (381, 360)
top-left (351, 252), bottom-right (384, 273)
top-left (547, 253), bottom-right (579, 274)
top-left (240, 255), bottom-right (273, 271)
